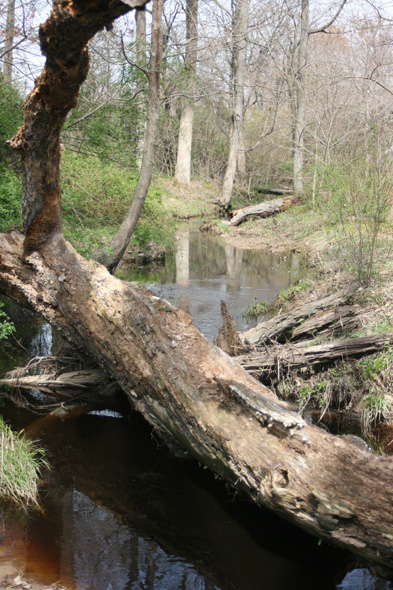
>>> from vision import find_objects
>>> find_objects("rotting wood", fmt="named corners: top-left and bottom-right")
top-left (239, 333), bottom-right (393, 377)
top-left (229, 197), bottom-right (295, 226)
top-left (214, 300), bottom-right (249, 356)
top-left (239, 292), bottom-right (365, 346)
top-left (2, 1), bottom-right (393, 578)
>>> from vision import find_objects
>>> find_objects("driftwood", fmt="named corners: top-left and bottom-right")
top-left (230, 197), bottom-right (295, 226)
top-left (1, 1), bottom-right (393, 578)
top-left (239, 334), bottom-right (393, 377)
top-left (240, 292), bottom-right (364, 346)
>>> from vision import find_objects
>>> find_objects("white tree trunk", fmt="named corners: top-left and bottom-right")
top-left (174, 0), bottom-right (198, 186)
top-left (292, 0), bottom-right (308, 194)
top-left (219, 0), bottom-right (248, 209)
top-left (174, 99), bottom-right (194, 185)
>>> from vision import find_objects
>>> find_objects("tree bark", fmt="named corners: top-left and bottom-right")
top-left (229, 196), bottom-right (295, 226)
top-left (292, 0), bottom-right (308, 194)
top-left (134, 8), bottom-right (147, 170)
top-left (3, 0), bottom-right (16, 83)
top-left (239, 333), bottom-right (393, 377)
top-left (239, 292), bottom-right (359, 346)
top-left (219, 0), bottom-right (248, 209)
top-left (1, 231), bottom-right (393, 577)
top-left (2, 2), bottom-right (393, 578)
top-left (97, 0), bottom-right (163, 273)
top-left (174, 0), bottom-right (198, 186)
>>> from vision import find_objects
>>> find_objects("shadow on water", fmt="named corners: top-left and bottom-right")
top-left (0, 232), bottom-right (392, 590)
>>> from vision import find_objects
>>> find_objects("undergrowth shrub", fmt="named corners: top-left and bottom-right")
top-left (0, 165), bottom-right (22, 232)
top-left (316, 132), bottom-right (393, 285)
top-left (61, 152), bottom-right (173, 256)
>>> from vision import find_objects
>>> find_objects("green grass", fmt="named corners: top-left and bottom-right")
top-left (0, 417), bottom-right (48, 510)
top-left (244, 299), bottom-right (270, 318)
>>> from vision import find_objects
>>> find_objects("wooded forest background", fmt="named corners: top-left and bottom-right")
top-left (2, 0), bottom-right (393, 247)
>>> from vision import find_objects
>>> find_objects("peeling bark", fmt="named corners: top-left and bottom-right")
top-left (2, 2), bottom-right (393, 578)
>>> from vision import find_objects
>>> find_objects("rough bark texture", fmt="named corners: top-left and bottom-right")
top-left (230, 197), bottom-right (295, 226)
top-left (239, 333), bottom-right (393, 378)
top-left (7, 0), bottom-right (146, 256)
top-left (240, 292), bottom-right (358, 346)
top-left (2, 1), bottom-right (393, 578)
top-left (1, 231), bottom-right (393, 577)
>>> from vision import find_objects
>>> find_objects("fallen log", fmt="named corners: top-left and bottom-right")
top-left (2, 1), bottom-right (393, 578)
top-left (240, 292), bottom-right (364, 346)
top-left (230, 197), bottom-right (295, 226)
top-left (1, 231), bottom-right (393, 577)
top-left (239, 333), bottom-right (393, 377)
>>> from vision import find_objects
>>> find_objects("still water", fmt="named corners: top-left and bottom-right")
top-left (117, 228), bottom-right (305, 340)
top-left (0, 230), bottom-right (392, 590)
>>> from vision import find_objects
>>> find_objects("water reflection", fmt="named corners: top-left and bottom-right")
top-left (118, 229), bottom-right (305, 340)
top-left (61, 490), bottom-right (218, 590)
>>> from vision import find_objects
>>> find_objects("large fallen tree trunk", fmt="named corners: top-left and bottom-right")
top-left (2, 1), bottom-right (393, 579)
top-left (2, 231), bottom-right (393, 577)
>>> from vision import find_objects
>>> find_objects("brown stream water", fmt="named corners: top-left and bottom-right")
top-left (0, 229), bottom-right (392, 590)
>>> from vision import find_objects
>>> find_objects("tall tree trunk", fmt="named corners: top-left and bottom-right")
top-left (292, 0), bottom-right (308, 194)
top-left (291, 0), bottom-right (347, 193)
top-left (97, 0), bottom-right (163, 273)
top-left (2, 1), bottom-right (393, 579)
top-left (219, 0), bottom-right (248, 210)
top-left (135, 8), bottom-right (147, 170)
top-left (174, 0), bottom-right (198, 187)
top-left (3, 0), bottom-right (16, 83)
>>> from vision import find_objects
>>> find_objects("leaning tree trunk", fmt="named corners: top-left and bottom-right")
top-left (2, 1), bottom-right (393, 579)
top-left (96, 0), bottom-right (163, 273)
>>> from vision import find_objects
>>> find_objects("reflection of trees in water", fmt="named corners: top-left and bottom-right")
top-left (176, 230), bottom-right (190, 287)
top-left (178, 232), bottom-right (304, 292)
top-left (60, 490), bottom-right (218, 590)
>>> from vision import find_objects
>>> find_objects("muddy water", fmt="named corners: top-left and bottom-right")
top-left (0, 232), bottom-right (392, 590)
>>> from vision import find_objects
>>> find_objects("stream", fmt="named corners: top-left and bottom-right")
top-left (0, 228), bottom-right (392, 590)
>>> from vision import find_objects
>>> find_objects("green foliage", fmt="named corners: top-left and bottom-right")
top-left (0, 417), bottom-right (48, 509)
top-left (0, 164), bottom-right (22, 232)
top-left (244, 299), bottom-right (270, 318)
top-left (0, 302), bottom-right (15, 340)
top-left (278, 280), bottom-right (310, 303)
top-left (61, 152), bottom-right (173, 256)
top-left (362, 392), bottom-right (391, 436)
top-left (315, 133), bottom-right (393, 285)
top-left (0, 74), bottom-right (23, 162)
top-left (0, 76), bottom-right (23, 232)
